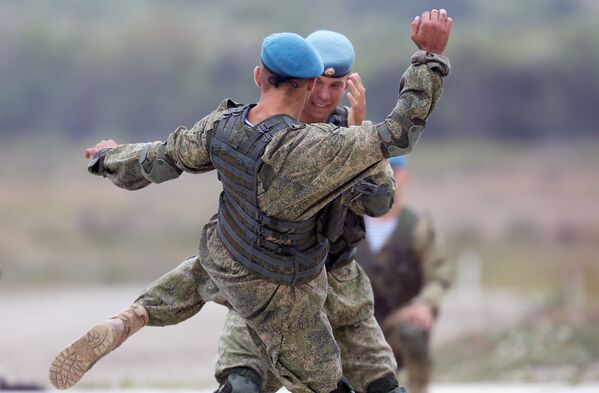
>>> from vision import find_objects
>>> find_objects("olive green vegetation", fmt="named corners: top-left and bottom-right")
top-left (2, 0), bottom-right (599, 142)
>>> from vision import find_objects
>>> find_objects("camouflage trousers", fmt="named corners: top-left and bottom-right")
top-left (135, 218), bottom-right (396, 392)
top-left (215, 260), bottom-right (397, 393)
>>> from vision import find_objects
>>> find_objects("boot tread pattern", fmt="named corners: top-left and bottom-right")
top-left (49, 324), bottom-right (115, 389)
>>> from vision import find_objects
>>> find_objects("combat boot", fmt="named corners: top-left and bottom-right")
top-left (49, 303), bottom-right (149, 389)
top-left (366, 373), bottom-right (406, 393)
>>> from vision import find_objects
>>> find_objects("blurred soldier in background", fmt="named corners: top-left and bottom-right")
top-left (357, 156), bottom-right (454, 393)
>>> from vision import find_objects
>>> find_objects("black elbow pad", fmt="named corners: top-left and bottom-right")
top-left (376, 112), bottom-right (425, 158)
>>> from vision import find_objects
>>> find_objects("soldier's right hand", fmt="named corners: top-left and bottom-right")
top-left (85, 139), bottom-right (117, 159)
top-left (411, 9), bottom-right (453, 55)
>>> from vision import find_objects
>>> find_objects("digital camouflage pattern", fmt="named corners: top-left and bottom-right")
top-left (215, 262), bottom-right (398, 392)
top-left (91, 64), bottom-right (443, 393)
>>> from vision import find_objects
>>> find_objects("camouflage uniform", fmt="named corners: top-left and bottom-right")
top-left (356, 206), bottom-right (453, 391)
top-left (90, 64), bottom-right (443, 393)
top-left (135, 107), bottom-right (397, 392)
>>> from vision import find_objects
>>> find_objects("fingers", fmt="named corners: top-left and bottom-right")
top-left (431, 9), bottom-right (439, 21)
top-left (410, 16), bottom-right (420, 43)
top-left (347, 74), bottom-right (365, 97)
top-left (347, 77), bottom-right (365, 108)
top-left (439, 8), bottom-right (448, 22)
top-left (421, 10), bottom-right (430, 21)
top-left (84, 139), bottom-right (117, 159)
top-left (346, 91), bottom-right (358, 107)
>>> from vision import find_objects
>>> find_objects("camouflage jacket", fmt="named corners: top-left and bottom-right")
top-left (356, 206), bottom-right (453, 318)
top-left (90, 64), bottom-right (442, 223)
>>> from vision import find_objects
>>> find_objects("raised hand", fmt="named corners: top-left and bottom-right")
top-left (346, 73), bottom-right (366, 126)
top-left (411, 8), bottom-right (453, 55)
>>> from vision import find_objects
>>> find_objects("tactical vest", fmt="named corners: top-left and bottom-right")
top-left (210, 105), bottom-right (329, 285)
top-left (356, 207), bottom-right (424, 321)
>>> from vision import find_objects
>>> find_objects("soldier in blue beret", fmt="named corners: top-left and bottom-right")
top-left (52, 9), bottom-right (453, 393)
top-left (302, 30), bottom-right (367, 127)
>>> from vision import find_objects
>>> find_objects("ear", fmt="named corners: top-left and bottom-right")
top-left (306, 77), bottom-right (316, 92)
top-left (254, 66), bottom-right (261, 88)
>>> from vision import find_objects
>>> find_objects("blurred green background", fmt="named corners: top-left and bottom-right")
top-left (1, 0), bottom-right (598, 386)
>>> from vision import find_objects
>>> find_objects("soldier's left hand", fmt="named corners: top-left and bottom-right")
top-left (398, 302), bottom-right (433, 331)
top-left (347, 73), bottom-right (366, 126)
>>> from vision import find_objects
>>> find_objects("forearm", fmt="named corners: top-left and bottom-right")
top-left (414, 215), bottom-right (453, 313)
top-left (88, 118), bottom-right (215, 190)
top-left (376, 63), bottom-right (444, 158)
top-left (88, 143), bottom-right (155, 190)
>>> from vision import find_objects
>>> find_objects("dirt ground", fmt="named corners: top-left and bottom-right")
top-left (0, 285), bottom-right (539, 389)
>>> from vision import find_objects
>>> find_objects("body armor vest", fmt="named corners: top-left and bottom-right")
top-left (355, 208), bottom-right (424, 321)
top-left (210, 105), bottom-right (329, 285)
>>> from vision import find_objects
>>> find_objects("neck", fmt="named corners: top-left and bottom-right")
top-left (248, 92), bottom-right (304, 124)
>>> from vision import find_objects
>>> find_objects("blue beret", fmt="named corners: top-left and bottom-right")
top-left (261, 32), bottom-right (324, 79)
top-left (389, 156), bottom-right (408, 169)
top-left (306, 30), bottom-right (355, 77)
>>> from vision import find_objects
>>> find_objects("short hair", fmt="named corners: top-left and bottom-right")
top-left (260, 63), bottom-right (309, 95)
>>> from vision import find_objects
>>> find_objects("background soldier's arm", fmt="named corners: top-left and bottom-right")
top-left (412, 212), bottom-right (454, 314)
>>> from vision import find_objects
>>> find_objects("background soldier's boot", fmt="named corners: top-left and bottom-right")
top-left (49, 303), bottom-right (149, 390)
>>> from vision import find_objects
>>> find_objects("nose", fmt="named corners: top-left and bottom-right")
top-left (317, 87), bottom-right (330, 100)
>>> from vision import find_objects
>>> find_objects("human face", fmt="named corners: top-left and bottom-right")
top-left (302, 75), bottom-right (348, 123)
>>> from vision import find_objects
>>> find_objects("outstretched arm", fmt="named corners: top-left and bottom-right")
top-left (85, 100), bottom-right (237, 190)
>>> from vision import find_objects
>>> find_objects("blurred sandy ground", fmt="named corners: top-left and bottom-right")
top-left (0, 284), bottom-right (538, 389)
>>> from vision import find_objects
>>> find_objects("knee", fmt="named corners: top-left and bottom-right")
top-left (397, 323), bottom-right (430, 360)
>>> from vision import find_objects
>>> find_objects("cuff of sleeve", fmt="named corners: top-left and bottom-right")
top-left (411, 50), bottom-right (451, 77)
top-left (87, 148), bottom-right (112, 176)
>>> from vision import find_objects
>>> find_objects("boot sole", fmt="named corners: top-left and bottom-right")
top-left (49, 324), bottom-right (116, 389)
